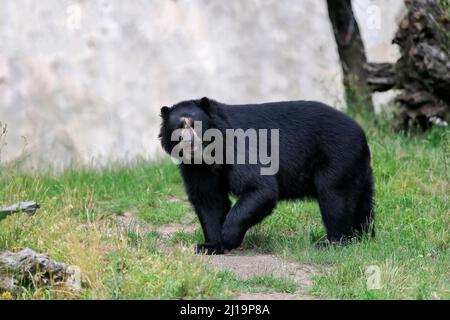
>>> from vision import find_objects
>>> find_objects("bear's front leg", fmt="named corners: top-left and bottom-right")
top-left (221, 187), bottom-right (277, 251)
top-left (190, 191), bottom-right (230, 254)
top-left (181, 166), bottom-right (230, 255)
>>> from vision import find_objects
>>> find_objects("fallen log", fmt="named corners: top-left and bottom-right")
top-left (0, 201), bottom-right (40, 221)
top-left (365, 62), bottom-right (397, 92)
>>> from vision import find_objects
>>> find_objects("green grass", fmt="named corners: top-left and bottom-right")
top-left (0, 114), bottom-right (449, 300)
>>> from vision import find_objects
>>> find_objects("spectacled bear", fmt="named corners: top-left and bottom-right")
top-left (159, 97), bottom-right (374, 254)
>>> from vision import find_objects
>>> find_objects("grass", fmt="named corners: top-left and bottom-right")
top-left (0, 113), bottom-right (449, 300)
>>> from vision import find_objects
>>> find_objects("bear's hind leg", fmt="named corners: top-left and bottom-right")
top-left (317, 192), bottom-right (355, 243)
top-left (315, 174), bottom-right (359, 244)
top-left (352, 170), bottom-right (375, 238)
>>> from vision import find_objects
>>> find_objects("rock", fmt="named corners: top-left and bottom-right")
top-left (0, 278), bottom-right (18, 293)
top-left (0, 248), bottom-right (80, 294)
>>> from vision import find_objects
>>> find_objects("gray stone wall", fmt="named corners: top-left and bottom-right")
top-left (0, 0), bottom-right (404, 169)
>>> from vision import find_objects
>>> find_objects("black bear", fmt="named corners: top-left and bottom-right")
top-left (159, 97), bottom-right (374, 254)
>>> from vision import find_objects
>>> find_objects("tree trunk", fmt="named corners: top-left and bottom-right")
top-left (326, 0), bottom-right (374, 114)
top-left (364, 0), bottom-right (450, 131)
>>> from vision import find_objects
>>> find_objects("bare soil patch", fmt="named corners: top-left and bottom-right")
top-left (237, 292), bottom-right (319, 300)
top-left (115, 213), bottom-right (324, 300)
top-left (206, 254), bottom-right (321, 291)
top-left (116, 212), bottom-right (197, 238)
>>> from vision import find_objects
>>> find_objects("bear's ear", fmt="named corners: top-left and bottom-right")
top-left (199, 97), bottom-right (210, 111)
top-left (160, 106), bottom-right (171, 117)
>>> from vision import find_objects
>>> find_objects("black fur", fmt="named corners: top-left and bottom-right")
top-left (159, 98), bottom-right (374, 254)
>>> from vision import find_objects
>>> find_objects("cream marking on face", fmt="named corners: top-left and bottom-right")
top-left (180, 117), bottom-right (193, 128)
top-left (180, 117), bottom-right (201, 141)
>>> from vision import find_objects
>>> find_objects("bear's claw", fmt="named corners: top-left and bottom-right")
top-left (195, 243), bottom-right (225, 255)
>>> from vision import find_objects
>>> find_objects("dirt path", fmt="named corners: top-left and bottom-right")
top-left (116, 211), bottom-right (197, 237)
top-left (206, 254), bottom-right (321, 300)
top-left (115, 212), bottom-right (323, 300)
top-left (237, 292), bottom-right (318, 300)
top-left (206, 254), bottom-right (317, 287)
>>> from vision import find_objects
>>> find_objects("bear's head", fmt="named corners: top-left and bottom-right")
top-left (158, 97), bottom-right (214, 160)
